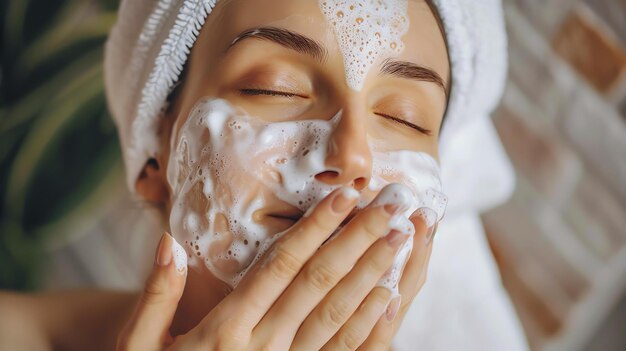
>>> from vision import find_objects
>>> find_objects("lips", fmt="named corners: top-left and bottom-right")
top-left (266, 207), bottom-right (303, 222)
top-left (255, 204), bottom-right (361, 249)
top-left (267, 207), bottom-right (359, 228)
top-left (262, 202), bottom-right (303, 224)
top-left (267, 212), bottom-right (302, 222)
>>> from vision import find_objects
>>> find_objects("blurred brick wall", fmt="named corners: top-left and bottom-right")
top-left (483, 1), bottom-right (626, 351)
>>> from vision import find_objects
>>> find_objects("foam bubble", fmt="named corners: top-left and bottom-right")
top-left (319, 0), bottom-right (410, 90)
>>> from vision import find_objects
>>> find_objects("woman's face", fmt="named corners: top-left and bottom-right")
top-left (153, 0), bottom-right (449, 286)
top-left (168, 0), bottom-right (448, 154)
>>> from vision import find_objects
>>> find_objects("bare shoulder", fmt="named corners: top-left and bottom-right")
top-left (0, 290), bottom-right (138, 351)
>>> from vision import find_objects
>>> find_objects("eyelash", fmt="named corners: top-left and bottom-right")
top-left (239, 89), bottom-right (432, 136)
top-left (374, 112), bottom-right (432, 136)
top-left (239, 88), bottom-right (300, 98)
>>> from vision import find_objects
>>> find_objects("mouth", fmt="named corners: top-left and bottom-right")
top-left (268, 205), bottom-right (359, 222)
top-left (262, 202), bottom-right (304, 226)
top-left (267, 212), bottom-right (302, 223)
top-left (262, 205), bottom-right (361, 248)
top-left (266, 206), bottom-right (359, 239)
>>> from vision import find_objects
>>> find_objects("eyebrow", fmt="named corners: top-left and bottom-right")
top-left (379, 58), bottom-right (448, 97)
top-left (227, 26), bottom-right (327, 63)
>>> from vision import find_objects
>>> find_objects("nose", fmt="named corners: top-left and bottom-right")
top-left (315, 102), bottom-right (372, 190)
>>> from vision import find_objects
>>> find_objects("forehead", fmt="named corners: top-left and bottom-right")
top-left (209, 0), bottom-right (449, 84)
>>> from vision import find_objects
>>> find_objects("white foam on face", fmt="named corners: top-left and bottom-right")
top-left (319, 0), bottom-right (410, 90)
top-left (167, 97), bottom-right (446, 295)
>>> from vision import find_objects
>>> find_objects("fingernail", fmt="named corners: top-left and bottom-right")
top-left (331, 187), bottom-right (359, 213)
top-left (386, 296), bottom-right (401, 322)
top-left (385, 230), bottom-right (409, 248)
top-left (371, 184), bottom-right (413, 215)
top-left (411, 207), bottom-right (437, 228)
top-left (171, 234), bottom-right (188, 275)
top-left (384, 204), bottom-right (401, 215)
top-left (411, 207), bottom-right (438, 245)
top-left (155, 232), bottom-right (173, 267)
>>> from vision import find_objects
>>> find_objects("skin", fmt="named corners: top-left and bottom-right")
top-left (0, 0), bottom-right (449, 350)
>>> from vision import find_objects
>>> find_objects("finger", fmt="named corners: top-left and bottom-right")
top-left (260, 184), bottom-right (412, 336)
top-left (354, 296), bottom-right (401, 351)
top-left (320, 287), bottom-right (394, 351)
top-left (358, 213), bottom-right (435, 350)
top-left (293, 229), bottom-right (410, 349)
top-left (359, 245), bottom-right (432, 351)
top-left (398, 212), bottom-right (435, 302)
top-left (118, 233), bottom-right (187, 351)
top-left (394, 231), bottom-right (434, 326)
top-left (216, 186), bottom-right (359, 328)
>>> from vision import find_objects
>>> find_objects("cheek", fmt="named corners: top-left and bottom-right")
top-left (367, 125), bottom-right (440, 160)
top-left (165, 98), bottom-right (336, 286)
top-left (422, 138), bottom-right (439, 161)
top-left (400, 136), bottom-right (439, 158)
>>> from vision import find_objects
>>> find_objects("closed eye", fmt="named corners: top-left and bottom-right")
top-left (374, 112), bottom-right (432, 136)
top-left (239, 88), bottom-right (307, 98)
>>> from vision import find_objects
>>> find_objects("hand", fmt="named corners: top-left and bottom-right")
top-left (347, 221), bottom-right (437, 351)
top-left (117, 184), bottom-right (434, 351)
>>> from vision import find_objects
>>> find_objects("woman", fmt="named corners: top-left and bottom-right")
top-left (0, 0), bottom-right (528, 350)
